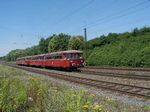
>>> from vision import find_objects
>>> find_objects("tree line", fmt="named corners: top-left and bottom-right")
top-left (2, 26), bottom-right (150, 67)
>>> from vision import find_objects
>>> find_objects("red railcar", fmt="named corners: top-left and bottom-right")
top-left (16, 50), bottom-right (84, 69)
top-left (16, 57), bottom-right (27, 65)
top-left (30, 54), bottom-right (45, 67)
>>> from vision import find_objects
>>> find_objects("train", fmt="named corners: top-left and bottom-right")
top-left (16, 50), bottom-right (84, 70)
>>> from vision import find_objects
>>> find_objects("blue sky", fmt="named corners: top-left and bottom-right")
top-left (0, 0), bottom-right (150, 56)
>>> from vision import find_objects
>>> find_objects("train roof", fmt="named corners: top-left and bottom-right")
top-left (46, 50), bottom-right (83, 55)
top-left (16, 50), bottom-right (83, 60)
top-left (61, 50), bottom-right (83, 53)
top-left (17, 54), bottom-right (44, 59)
top-left (31, 54), bottom-right (45, 57)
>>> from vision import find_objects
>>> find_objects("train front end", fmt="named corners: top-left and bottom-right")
top-left (63, 50), bottom-right (84, 69)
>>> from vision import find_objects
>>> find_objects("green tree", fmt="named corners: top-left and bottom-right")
top-left (48, 33), bottom-right (70, 52)
top-left (39, 38), bottom-right (47, 53)
top-left (68, 36), bottom-right (84, 50)
top-left (48, 35), bottom-right (58, 52)
top-left (132, 28), bottom-right (139, 36)
top-left (28, 45), bottom-right (41, 55)
top-left (5, 49), bottom-right (25, 61)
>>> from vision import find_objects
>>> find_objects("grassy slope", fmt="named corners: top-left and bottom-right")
top-left (87, 32), bottom-right (150, 67)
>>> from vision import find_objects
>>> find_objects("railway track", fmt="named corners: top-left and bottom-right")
top-left (80, 69), bottom-right (150, 81)
top-left (85, 66), bottom-right (150, 72)
top-left (6, 64), bottom-right (150, 99)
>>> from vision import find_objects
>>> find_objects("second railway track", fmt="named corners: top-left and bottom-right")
top-left (85, 66), bottom-right (150, 72)
top-left (79, 69), bottom-right (150, 81)
top-left (6, 64), bottom-right (150, 99)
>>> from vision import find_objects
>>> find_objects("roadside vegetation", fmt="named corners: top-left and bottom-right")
top-left (1, 26), bottom-right (150, 67)
top-left (0, 64), bottom-right (149, 112)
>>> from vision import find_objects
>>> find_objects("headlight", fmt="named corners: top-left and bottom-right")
top-left (72, 63), bottom-right (76, 66)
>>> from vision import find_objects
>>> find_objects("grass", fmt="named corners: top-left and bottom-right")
top-left (0, 64), bottom-right (149, 112)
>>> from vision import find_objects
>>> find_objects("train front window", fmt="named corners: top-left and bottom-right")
top-left (64, 53), bottom-right (83, 59)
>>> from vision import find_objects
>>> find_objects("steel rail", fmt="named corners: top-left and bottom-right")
top-left (85, 66), bottom-right (150, 72)
top-left (80, 70), bottom-right (150, 81)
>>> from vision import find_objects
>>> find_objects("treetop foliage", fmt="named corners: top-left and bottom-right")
top-left (48, 33), bottom-right (71, 52)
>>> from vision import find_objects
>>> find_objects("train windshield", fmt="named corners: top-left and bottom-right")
top-left (64, 53), bottom-right (83, 59)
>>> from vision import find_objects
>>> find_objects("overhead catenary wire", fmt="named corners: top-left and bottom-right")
top-left (89, 3), bottom-right (150, 36)
top-left (86, 0), bottom-right (149, 28)
top-left (66, 0), bottom-right (149, 36)
top-left (89, 16), bottom-right (150, 38)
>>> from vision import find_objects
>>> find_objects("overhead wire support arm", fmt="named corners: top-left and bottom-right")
top-left (84, 28), bottom-right (87, 60)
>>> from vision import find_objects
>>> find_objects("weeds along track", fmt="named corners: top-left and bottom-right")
top-left (6, 64), bottom-right (150, 99)
top-left (80, 67), bottom-right (150, 81)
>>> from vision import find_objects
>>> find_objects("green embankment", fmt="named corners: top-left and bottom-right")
top-left (87, 32), bottom-right (150, 67)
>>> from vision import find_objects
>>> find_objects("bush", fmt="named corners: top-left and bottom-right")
top-left (86, 32), bottom-right (150, 67)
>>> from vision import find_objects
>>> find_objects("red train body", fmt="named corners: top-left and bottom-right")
top-left (16, 50), bottom-right (84, 69)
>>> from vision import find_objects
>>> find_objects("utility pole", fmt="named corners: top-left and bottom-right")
top-left (84, 28), bottom-right (87, 59)
top-left (84, 28), bottom-right (87, 42)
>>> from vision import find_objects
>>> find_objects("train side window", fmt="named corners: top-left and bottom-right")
top-left (46, 55), bottom-right (52, 60)
top-left (53, 54), bottom-right (56, 59)
top-left (37, 57), bottom-right (40, 60)
top-left (51, 54), bottom-right (55, 59)
top-left (54, 55), bottom-right (58, 59)
top-left (40, 56), bottom-right (44, 60)
top-left (46, 56), bottom-right (49, 60)
top-left (55, 54), bottom-right (62, 59)
top-left (33, 57), bottom-right (37, 60)
top-left (45, 54), bottom-right (62, 60)
top-left (38, 57), bottom-right (42, 60)
top-left (53, 54), bottom-right (61, 59)
top-left (57, 55), bottom-right (62, 59)
top-left (37, 57), bottom-right (39, 60)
